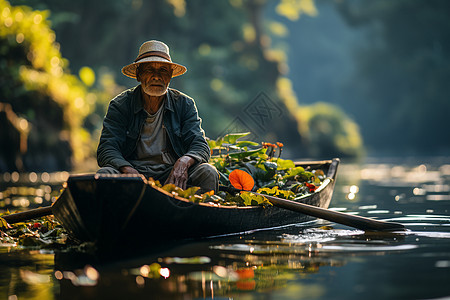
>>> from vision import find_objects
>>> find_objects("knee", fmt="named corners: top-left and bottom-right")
top-left (189, 163), bottom-right (219, 192)
top-left (198, 163), bottom-right (219, 179)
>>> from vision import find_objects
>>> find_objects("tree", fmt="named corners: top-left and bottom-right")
top-left (0, 0), bottom-right (111, 171)
top-left (3, 0), bottom-right (364, 172)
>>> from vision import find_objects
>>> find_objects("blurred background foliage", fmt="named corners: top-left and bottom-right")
top-left (269, 0), bottom-right (450, 156)
top-left (336, 0), bottom-right (450, 155)
top-left (1, 0), bottom-right (447, 172)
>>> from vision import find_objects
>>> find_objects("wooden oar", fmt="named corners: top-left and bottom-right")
top-left (254, 192), bottom-right (406, 232)
top-left (1, 206), bottom-right (53, 224)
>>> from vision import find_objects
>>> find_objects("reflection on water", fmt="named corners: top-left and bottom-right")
top-left (1, 158), bottom-right (450, 299)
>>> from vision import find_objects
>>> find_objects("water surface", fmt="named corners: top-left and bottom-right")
top-left (1, 157), bottom-right (449, 299)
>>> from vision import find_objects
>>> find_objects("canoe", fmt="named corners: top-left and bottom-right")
top-left (52, 158), bottom-right (339, 245)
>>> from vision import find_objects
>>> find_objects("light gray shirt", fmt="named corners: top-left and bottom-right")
top-left (130, 102), bottom-right (176, 176)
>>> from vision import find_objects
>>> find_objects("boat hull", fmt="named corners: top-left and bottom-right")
top-left (53, 159), bottom-right (339, 244)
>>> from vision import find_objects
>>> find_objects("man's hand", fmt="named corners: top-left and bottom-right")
top-left (164, 155), bottom-right (195, 190)
top-left (119, 166), bottom-right (140, 175)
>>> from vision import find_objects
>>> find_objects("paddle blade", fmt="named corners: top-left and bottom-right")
top-left (229, 169), bottom-right (255, 191)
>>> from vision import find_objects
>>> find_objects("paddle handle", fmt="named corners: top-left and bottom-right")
top-left (258, 193), bottom-right (406, 232)
top-left (2, 206), bottom-right (53, 224)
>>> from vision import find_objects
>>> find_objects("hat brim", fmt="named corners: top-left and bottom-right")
top-left (122, 57), bottom-right (187, 79)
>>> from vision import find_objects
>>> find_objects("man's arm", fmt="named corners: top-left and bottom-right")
top-left (97, 97), bottom-right (136, 172)
top-left (164, 97), bottom-right (209, 189)
top-left (179, 97), bottom-right (211, 163)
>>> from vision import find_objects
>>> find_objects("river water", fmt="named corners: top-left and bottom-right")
top-left (1, 157), bottom-right (449, 300)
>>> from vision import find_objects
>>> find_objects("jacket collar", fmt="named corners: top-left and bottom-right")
top-left (133, 85), bottom-right (174, 114)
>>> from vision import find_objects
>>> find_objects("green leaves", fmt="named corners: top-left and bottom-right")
top-left (178, 187), bottom-right (201, 200)
top-left (160, 132), bottom-right (326, 207)
top-left (276, 158), bottom-right (295, 170)
top-left (223, 132), bottom-right (251, 144)
top-left (257, 186), bottom-right (295, 200)
top-left (161, 184), bottom-right (202, 202)
top-left (236, 141), bottom-right (260, 147)
top-left (282, 167), bottom-right (314, 182)
top-left (228, 147), bottom-right (265, 160)
top-left (282, 166), bottom-right (305, 179)
top-left (204, 132), bottom-right (327, 206)
top-left (208, 132), bottom-right (251, 149)
top-left (0, 213), bottom-right (68, 249)
top-left (240, 192), bottom-right (272, 206)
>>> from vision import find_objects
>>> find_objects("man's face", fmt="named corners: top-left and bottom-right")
top-left (137, 62), bottom-right (173, 97)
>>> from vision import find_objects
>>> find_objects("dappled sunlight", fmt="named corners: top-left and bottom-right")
top-left (359, 163), bottom-right (445, 185)
top-left (54, 265), bottom-right (99, 287)
top-left (268, 21), bottom-right (289, 37)
top-left (1, 0), bottom-right (93, 165)
top-left (1, 0), bottom-right (123, 172)
top-left (0, 171), bottom-right (66, 210)
top-left (276, 0), bottom-right (318, 21)
top-left (167, 0), bottom-right (186, 17)
top-left (242, 23), bottom-right (256, 43)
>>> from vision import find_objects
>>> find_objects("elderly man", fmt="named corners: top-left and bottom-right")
top-left (97, 40), bottom-right (218, 193)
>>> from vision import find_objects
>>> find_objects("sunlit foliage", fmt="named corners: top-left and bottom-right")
top-left (153, 132), bottom-right (327, 207)
top-left (207, 132), bottom-right (327, 205)
top-left (277, 77), bottom-right (363, 158)
top-left (167, 0), bottom-right (186, 17)
top-left (0, 0), bottom-right (121, 171)
top-left (268, 21), bottom-right (289, 37)
top-left (300, 103), bottom-right (363, 158)
top-left (78, 66), bottom-right (95, 87)
top-left (1, 0), bottom-right (364, 171)
top-left (268, 2), bottom-right (363, 158)
top-left (0, 213), bottom-right (69, 250)
top-left (276, 0), bottom-right (318, 21)
top-left (0, 0), bottom-right (90, 168)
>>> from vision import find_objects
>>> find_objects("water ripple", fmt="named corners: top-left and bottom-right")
top-left (320, 244), bottom-right (418, 252)
top-left (383, 214), bottom-right (450, 224)
top-left (406, 231), bottom-right (450, 239)
top-left (280, 228), bottom-right (364, 244)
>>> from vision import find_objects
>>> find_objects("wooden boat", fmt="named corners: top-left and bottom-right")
top-left (52, 158), bottom-right (339, 245)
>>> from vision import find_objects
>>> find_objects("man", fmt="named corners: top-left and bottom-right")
top-left (97, 40), bottom-right (218, 193)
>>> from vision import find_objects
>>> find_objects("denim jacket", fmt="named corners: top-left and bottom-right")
top-left (97, 85), bottom-right (210, 169)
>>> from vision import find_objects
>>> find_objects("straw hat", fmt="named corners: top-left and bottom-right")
top-left (122, 40), bottom-right (187, 79)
